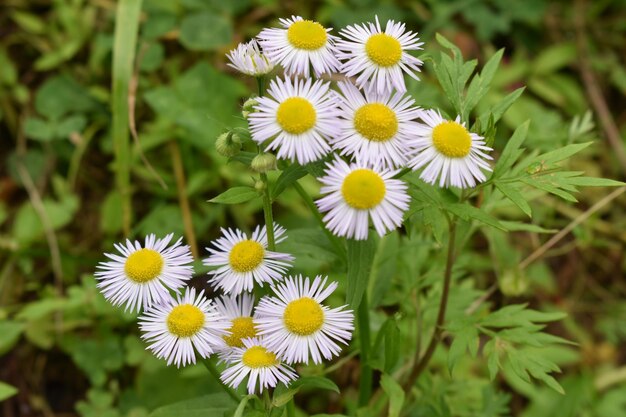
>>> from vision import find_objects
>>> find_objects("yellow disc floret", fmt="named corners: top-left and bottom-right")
top-left (167, 304), bottom-right (205, 338)
top-left (242, 345), bottom-right (279, 368)
top-left (354, 103), bottom-right (398, 142)
top-left (287, 20), bottom-right (327, 50)
top-left (125, 248), bottom-right (164, 283)
top-left (276, 97), bottom-right (317, 134)
top-left (223, 317), bottom-right (257, 348)
top-left (365, 33), bottom-right (402, 67)
top-left (432, 121), bottom-right (472, 158)
top-left (341, 169), bottom-right (386, 210)
top-left (229, 240), bottom-right (265, 273)
top-left (283, 297), bottom-right (324, 336)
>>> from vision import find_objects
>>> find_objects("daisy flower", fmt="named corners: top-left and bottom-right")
top-left (248, 76), bottom-right (341, 164)
top-left (408, 109), bottom-right (493, 188)
top-left (221, 337), bottom-right (298, 394)
top-left (95, 234), bottom-right (193, 313)
top-left (257, 15), bottom-right (340, 77)
top-left (226, 39), bottom-right (275, 76)
top-left (214, 294), bottom-right (258, 361)
top-left (138, 287), bottom-right (230, 367)
top-left (336, 16), bottom-right (423, 94)
top-left (255, 275), bottom-right (354, 365)
top-left (334, 81), bottom-right (421, 169)
top-left (203, 224), bottom-right (294, 294)
top-left (316, 158), bottom-right (410, 240)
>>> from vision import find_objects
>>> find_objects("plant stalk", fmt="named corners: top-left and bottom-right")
top-left (260, 172), bottom-right (276, 251)
top-left (201, 358), bottom-right (241, 403)
top-left (403, 220), bottom-right (457, 392)
top-left (169, 140), bottom-right (199, 258)
top-left (358, 292), bottom-right (373, 406)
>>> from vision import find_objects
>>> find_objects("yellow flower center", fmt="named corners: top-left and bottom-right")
top-left (124, 248), bottom-right (164, 283)
top-left (242, 346), bottom-right (279, 368)
top-left (365, 33), bottom-right (402, 67)
top-left (166, 304), bottom-right (205, 338)
top-left (283, 297), bottom-right (324, 336)
top-left (223, 317), bottom-right (257, 348)
top-left (432, 121), bottom-right (472, 158)
top-left (276, 97), bottom-right (317, 134)
top-left (341, 169), bottom-right (386, 210)
top-left (287, 20), bottom-right (328, 50)
top-left (353, 103), bottom-right (398, 142)
top-left (229, 240), bottom-right (265, 273)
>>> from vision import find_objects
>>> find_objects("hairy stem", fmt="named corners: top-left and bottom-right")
top-left (169, 141), bottom-right (199, 258)
top-left (403, 220), bottom-right (457, 392)
top-left (201, 358), bottom-right (241, 403)
top-left (259, 173), bottom-right (276, 251)
top-left (358, 292), bottom-right (373, 406)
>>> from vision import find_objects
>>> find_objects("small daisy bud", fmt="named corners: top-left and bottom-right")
top-left (242, 97), bottom-right (259, 120)
top-left (251, 153), bottom-right (277, 173)
top-left (216, 132), bottom-right (242, 157)
top-left (254, 180), bottom-right (266, 193)
top-left (499, 269), bottom-right (529, 297)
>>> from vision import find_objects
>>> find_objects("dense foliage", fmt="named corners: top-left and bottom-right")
top-left (1, 1), bottom-right (626, 417)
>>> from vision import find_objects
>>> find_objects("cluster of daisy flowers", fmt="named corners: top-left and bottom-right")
top-left (95, 228), bottom-right (354, 394)
top-left (227, 15), bottom-right (494, 240)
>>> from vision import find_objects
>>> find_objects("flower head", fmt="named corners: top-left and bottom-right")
top-left (248, 76), bottom-right (341, 164)
top-left (203, 224), bottom-right (294, 294)
top-left (138, 287), bottom-right (230, 367)
top-left (408, 109), bottom-right (493, 188)
top-left (226, 40), bottom-right (275, 76)
top-left (334, 81), bottom-right (421, 169)
top-left (258, 16), bottom-right (340, 77)
top-left (256, 275), bottom-right (354, 364)
top-left (221, 337), bottom-right (298, 394)
top-left (336, 16), bottom-right (423, 94)
top-left (214, 294), bottom-right (259, 361)
top-left (316, 158), bottom-right (410, 240)
top-left (95, 234), bottom-right (193, 312)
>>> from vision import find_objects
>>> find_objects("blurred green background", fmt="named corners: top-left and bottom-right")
top-left (1, 0), bottom-right (626, 416)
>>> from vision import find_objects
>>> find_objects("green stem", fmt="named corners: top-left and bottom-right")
top-left (260, 172), bottom-right (276, 251)
top-left (201, 358), bottom-right (241, 403)
top-left (286, 398), bottom-right (296, 417)
top-left (292, 181), bottom-right (346, 261)
top-left (358, 292), bottom-right (373, 407)
top-left (402, 220), bottom-right (457, 392)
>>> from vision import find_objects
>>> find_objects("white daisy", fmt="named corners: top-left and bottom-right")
top-left (203, 224), bottom-right (294, 294)
top-left (257, 15), bottom-right (340, 77)
top-left (334, 81), bottom-right (421, 169)
top-left (408, 109), bottom-right (493, 188)
top-left (256, 275), bottom-right (354, 365)
top-left (336, 16), bottom-right (423, 94)
top-left (248, 76), bottom-right (341, 164)
top-left (226, 39), bottom-right (275, 76)
top-left (221, 337), bottom-right (298, 394)
top-left (316, 158), bottom-right (410, 240)
top-left (214, 294), bottom-right (258, 361)
top-left (138, 287), bottom-right (230, 367)
top-left (95, 234), bottom-right (193, 313)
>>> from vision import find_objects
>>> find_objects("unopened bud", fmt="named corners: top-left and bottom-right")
top-left (242, 97), bottom-right (259, 120)
top-left (499, 269), bottom-right (529, 297)
top-left (251, 153), bottom-right (277, 173)
top-left (215, 131), bottom-right (242, 157)
top-left (254, 180), bottom-right (266, 192)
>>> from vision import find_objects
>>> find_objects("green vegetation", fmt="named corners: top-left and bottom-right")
top-left (1, 1), bottom-right (626, 416)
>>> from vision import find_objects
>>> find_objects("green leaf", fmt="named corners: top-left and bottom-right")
top-left (495, 183), bottom-right (532, 217)
top-left (35, 75), bottom-right (99, 120)
top-left (448, 326), bottom-right (479, 374)
top-left (479, 87), bottom-right (525, 127)
top-left (380, 374), bottom-right (405, 417)
top-left (179, 12), bottom-right (232, 51)
top-left (0, 321), bottom-right (23, 355)
top-left (0, 381), bottom-right (18, 402)
top-left (446, 203), bottom-right (507, 231)
top-left (463, 49), bottom-right (504, 118)
top-left (383, 320), bottom-right (400, 373)
top-left (23, 117), bottom-right (55, 141)
top-left (494, 120), bottom-right (530, 177)
top-left (209, 187), bottom-right (258, 204)
top-left (234, 395), bottom-right (256, 417)
top-left (149, 393), bottom-right (236, 417)
top-left (346, 237), bottom-right (377, 309)
top-left (498, 221), bottom-right (557, 234)
top-left (562, 177), bottom-right (625, 187)
top-left (272, 164), bottom-right (308, 200)
top-left (532, 142), bottom-right (592, 166)
top-left (291, 376), bottom-right (340, 394)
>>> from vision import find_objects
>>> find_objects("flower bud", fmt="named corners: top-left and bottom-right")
top-left (242, 97), bottom-right (259, 120)
top-left (215, 131), bottom-right (242, 157)
top-left (499, 269), bottom-right (529, 297)
top-left (254, 180), bottom-right (266, 193)
top-left (251, 153), bottom-right (277, 173)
